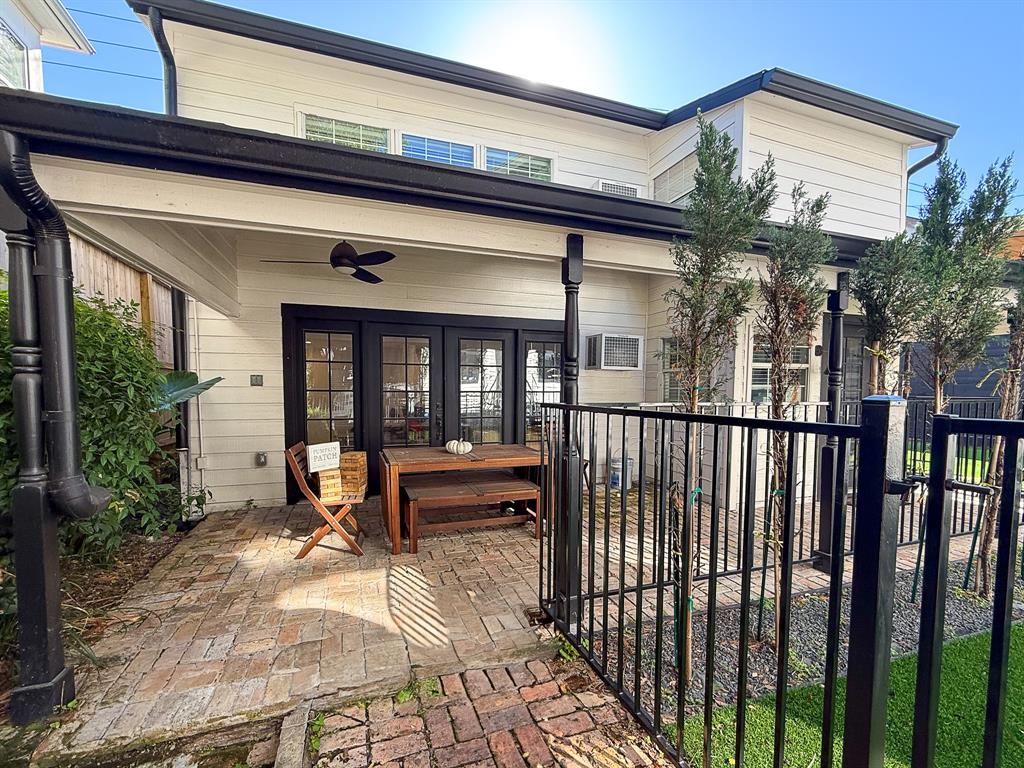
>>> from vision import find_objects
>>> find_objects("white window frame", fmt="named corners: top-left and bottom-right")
top-left (483, 146), bottom-right (555, 183)
top-left (399, 132), bottom-right (475, 168)
top-left (661, 338), bottom-right (685, 402)
top-left (0, 21), bottom-right (28, 90)
top-left (297, 110), bottom-right (394, 154)
top-left (749, 336), bottom-right (811, 404)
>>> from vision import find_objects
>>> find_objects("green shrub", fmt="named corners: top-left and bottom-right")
top-left (0, 288), bottom-right (181, 660)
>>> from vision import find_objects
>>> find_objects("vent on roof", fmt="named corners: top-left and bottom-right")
top-left (586, 334), bottom-right (643, 371)
top-left (594, 180), bottom-right (640, 198)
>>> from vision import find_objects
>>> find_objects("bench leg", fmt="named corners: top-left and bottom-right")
top-left (408, 499), bottom-right (419, 554)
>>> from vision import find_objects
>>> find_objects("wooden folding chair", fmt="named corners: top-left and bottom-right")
top-left (285, 442), bottom-right (367, 558)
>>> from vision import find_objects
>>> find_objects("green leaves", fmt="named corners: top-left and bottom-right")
top-left (664, 112), bottom-right (778, 410)
top-left (915, 156), bottom-right (1020, 410)
top-left (154, 370), bottom-right (223, 411)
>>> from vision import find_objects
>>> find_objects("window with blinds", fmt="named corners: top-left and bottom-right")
top-left (402, 135), bottom-right (474, 168)
top-left (0, 22), bottom-right (27, 89)
top-left (653, 153), bottom-right (699, 204)
top-left (485, 148), bottom-right (552, 182)
top-left (304, 114), bottom-right (389, 153)
top-left (750, 336), bottom-right (810, 404)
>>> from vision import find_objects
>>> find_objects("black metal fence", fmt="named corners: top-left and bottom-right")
top-left (912, 413), bottom-right (1023, 768)
top-left (538, 397), bottom-right (1021, 768)
top-left (538, 402), bottom-right (859, 766)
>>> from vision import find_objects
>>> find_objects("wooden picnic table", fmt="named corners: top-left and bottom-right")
top-left (378, 444), bottom-right (544, 554)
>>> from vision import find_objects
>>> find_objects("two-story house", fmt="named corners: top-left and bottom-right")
top-left (0, 0), bottom-right (957, 518)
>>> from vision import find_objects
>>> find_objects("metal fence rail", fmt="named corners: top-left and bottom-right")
top-left (538, 402), bottom-right (859, 767)
top-left (912, 414), bottom-right (1024, 768)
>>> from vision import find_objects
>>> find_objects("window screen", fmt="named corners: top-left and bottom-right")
top-left (485, 148), bottom-right (552, 182)
top-left (402, 135), bottom-right (474, 168)
top-left (305, 114), bottom-right (389, 153)
top-left (0, 22), bottom-right (26, 89)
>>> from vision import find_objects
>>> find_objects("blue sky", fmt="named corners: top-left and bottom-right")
top-left (45, 0), bottom-right (1023, 216)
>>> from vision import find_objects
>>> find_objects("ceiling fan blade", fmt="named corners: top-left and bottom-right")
top-left (259, 259), bottom-right (326, 264)
top-left (351, 267), bottom-right (383, 284)
top-left (354, 249), bottom-right (397, 266)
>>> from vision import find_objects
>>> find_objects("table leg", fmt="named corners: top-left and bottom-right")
top-left (378, 454), bottom-right (390, 539)
top-left (389, 464), bottom-right (401, 554)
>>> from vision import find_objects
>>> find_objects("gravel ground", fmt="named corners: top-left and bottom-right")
top-left (590, 560), bottom-right (1024, 718)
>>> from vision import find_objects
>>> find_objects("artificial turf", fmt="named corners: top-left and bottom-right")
top-left (682, 625), bottom-right (1024, 767)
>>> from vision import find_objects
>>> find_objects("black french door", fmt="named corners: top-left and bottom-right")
top-left (283, 305), bottom-right (562, 498)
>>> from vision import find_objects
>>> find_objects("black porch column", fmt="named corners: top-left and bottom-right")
top-left (815, 271), bottom-right (849, 572)
top-left (2, 131), bottom-right (109, 724)
top-left (4, 226), bottom-right (75, 722)
top-left (555, 234), bottom-right (583, 624)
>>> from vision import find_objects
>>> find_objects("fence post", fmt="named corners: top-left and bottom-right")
top-left (842, 395), bottom-right (905, 768)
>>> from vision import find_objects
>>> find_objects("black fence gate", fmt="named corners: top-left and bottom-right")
top-left (538, 397), bottom-right (1021, 768)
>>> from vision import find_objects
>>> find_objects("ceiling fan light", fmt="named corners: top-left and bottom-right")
top-left (333, 265), bottom-right (357, 275)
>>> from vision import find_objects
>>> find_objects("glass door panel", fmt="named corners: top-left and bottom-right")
top-left (303, 330), bottom-right (356, 447)
top-left (381, 334), bottom-right (434, 446)
top-left (525, 340), bottom-right (562, 443)
top-left (445, 329), bottom-right (514, 445)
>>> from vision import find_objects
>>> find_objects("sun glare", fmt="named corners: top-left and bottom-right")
top-left (457, 2), bottom-right (620, 98)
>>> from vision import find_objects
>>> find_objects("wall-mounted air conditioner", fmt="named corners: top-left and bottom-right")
top-left (586, 334), bottom-right (644, 371)
top-left (593, 179), bottom-right (641, 198)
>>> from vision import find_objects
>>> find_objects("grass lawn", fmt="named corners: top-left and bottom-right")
top-left (682, 625), bottom-right (1024, 767)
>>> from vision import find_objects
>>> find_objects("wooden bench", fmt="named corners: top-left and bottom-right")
top-left (401, 471), bottom-right (540, 553)
top-left (285, 442), bottom-right (366, 558)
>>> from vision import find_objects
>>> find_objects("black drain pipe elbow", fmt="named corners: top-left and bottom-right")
top-left (907, 137), bottom-right (948, 179)
top-left (0, 133), bottom-right (111, 520)
top-left (147, 8), bottom-right (178, 116)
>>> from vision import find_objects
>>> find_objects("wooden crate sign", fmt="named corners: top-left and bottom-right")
top-left (307, 441), bottom-right (341, 473)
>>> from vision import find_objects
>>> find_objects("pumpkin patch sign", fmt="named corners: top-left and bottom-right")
top-left (307, 441), bottom-right (341, 473)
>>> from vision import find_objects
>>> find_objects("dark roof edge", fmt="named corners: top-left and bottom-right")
top-left (125, 0), bottom-right (958, 143)
top-left (0, 87), bottom-right (873, 264)
top-left (665, 69), bottom-right (958, 142)
top-left (124, 0), bottom-right (666, 130)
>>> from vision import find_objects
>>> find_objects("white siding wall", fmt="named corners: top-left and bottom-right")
top-left (165, 22), bottom-right (652, 196)
top-left (188, 232), bottom-right (649, 509)
top-left (1, 0), bottom-right (44, 90)
top-left (742, 92), bottom-right (910, 240)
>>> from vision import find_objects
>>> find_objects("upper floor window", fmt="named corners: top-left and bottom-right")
top-left (662, 338), bottom-right (685, 402)
top-left (750, 336), bottom-right (810, 404)
top-left (402, 135), bottom-right (474, 168)
top-left (305, 114), bottom-right (388, 153)
top-left (0, 22), bottom-right (27, 89)
top-left (486, 148), bottom-right (552, 182)
top-left (653, 153), bottom-right (698, 204)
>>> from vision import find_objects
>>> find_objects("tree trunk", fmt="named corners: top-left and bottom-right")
top-left (973, 324), bottom-right (1024, 597)
top-left (768, 345), bottom-right (788, 650)
top-left (867, 341), bottom-right (880, 395)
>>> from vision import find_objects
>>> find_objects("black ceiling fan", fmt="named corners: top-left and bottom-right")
top-left (259, 240), bottom-right (396, 284)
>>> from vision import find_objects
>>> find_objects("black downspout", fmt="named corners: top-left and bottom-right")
top-left (171, 287), bottom-right (189, 450)
top-left (907, 137), bottom-right (948, 180)
top-left (147, 7), bottom-right (178, 116)
top-left (0, 133), bottom-right (111, 520)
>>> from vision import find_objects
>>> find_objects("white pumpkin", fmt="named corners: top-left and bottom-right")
top-left (445, 438), bottom-right (473, 455)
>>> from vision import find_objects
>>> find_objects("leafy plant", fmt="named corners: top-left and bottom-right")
top-left (755, 183), bottom-right (834, 649)
top-left (0, 290), bottom-right (186, 665)
top-left (307, 711), bottom-right (325, 754)
top-left (850, 233), bottom-right (927, 394)
top-left (153, 370), bottom-right (222, 412)
top-left (914, 156), bottom-right (1018, 411)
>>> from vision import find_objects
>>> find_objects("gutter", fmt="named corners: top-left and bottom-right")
top-left (907, 137), bottom-right (948, 179)
top-left (146, 7), bottom-right (178, 116)
top-left (0, 132), bottom-right (110, 520)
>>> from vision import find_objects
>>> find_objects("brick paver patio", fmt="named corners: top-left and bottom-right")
top-left (39, 501), bottom-right (553, 758)
top-left (311, 658), bottom-right (665, 768)
top-left (32, 494), bottom-right (977, 764)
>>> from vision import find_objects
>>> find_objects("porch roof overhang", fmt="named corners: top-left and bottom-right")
top-left (0, 87), bottom-right (873, 265)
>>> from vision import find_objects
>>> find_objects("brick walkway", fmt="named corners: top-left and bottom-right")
top-left (311, 659), bottom-right (666, 768)
top-left (39, 502), bottom-right (553, 759)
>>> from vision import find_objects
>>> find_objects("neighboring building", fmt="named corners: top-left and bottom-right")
top-left (0, 0), bottom-right (958, 509)
top-left (0, 0), bottom-right (91, 91)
